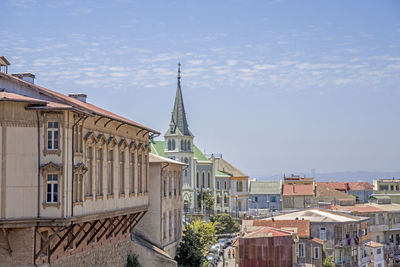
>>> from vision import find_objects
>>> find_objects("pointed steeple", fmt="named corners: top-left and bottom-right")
top-left (169, 63), bottom-right (193, 136)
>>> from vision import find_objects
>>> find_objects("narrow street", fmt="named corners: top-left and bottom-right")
top-left (217, 246), bottom-right (236, 267)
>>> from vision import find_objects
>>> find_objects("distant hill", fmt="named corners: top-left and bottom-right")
top-left (253, 171), bottom-right (400, 184)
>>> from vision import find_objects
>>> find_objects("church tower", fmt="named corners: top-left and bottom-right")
top-left (164, 64), bottom-right (195, 197)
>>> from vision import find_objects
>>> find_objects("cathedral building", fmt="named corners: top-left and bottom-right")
top-left (151, 64), bottom-right (249, 215)
top-left (151, 64), bottom-right (214, 213)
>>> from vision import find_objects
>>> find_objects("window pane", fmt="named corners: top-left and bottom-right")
top-left (54, 130), bottom-right (59, 149)
top-left (48, 131), bottom-right (52, 149)
top-left (54, 184), bottom-right (58, 202)
top-left (47, 184), bottom-right (52, 202)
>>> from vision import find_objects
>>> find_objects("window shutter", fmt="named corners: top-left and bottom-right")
top-left (296, 243), bottom-right (299, 257)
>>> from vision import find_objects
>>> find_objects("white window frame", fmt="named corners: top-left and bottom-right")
top-left (298, 243), bottom-right (305, 258)
top-left (314, 246), bottom-right (320, 259)
top-left (47, 174), bottom-right (58, 203)
top-left (320, 227), bottom-right (327, 241)
top-left (47, 121), bottom-right (59, 150)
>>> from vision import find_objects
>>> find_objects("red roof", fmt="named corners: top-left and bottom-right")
top-left (312, 237), bottom-right (324, 245)
top-left (317, 181), bottom-right (349, 192)
top-left (0, 72), bottom-right (159, 134)
top-left (330, 204), bottom-right (384, 213)
top-left (283, 183), bottom-right (314, 196)
top-left (348, 182), bottom-right (373, 191)
top-left (244, 226), bottom-right (293, 238)
top-left (0, 91), bottom-right (47, 104)
top-left (253, 219), bottom-right (310, 238)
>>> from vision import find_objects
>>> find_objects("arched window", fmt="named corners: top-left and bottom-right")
top-left (196, 172), bottom-right (199, 188)
top-left (202, 172), bottom-right (205, 188)
top-left (187, 141), bottom-right (191, 151)
top-left (217, 195), bottom-right (220, 204)
top-left (184, 140), bottom-right (188, 151)
top-left (224, 180), bottom-right (227, 190)
top-left (224, 194), bottom-right (227, 204)
top-left (207, 172), bottom-right (211, 188)
top-left (168, 140), bottom-right (171, 151)
top-left (172, 140), bottom-right (175, 150)
top-left (181, 140), bottom-right (184, 150)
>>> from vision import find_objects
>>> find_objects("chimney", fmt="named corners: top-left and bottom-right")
top-left (68, 93), bottom-right (87, 103)
top-left (12, 73), bottom-right (35, 84)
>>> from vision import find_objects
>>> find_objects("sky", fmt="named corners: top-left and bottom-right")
top-left (1, 0), bottom-right (399, 177)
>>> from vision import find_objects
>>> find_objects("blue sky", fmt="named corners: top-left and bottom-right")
top-left (1, 0), bottom-right (399, 176)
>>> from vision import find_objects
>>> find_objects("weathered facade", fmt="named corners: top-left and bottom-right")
top-left (265, 209), bottom-right (371, 267)
top-left (214, 157), bottom-right (249, 216)
top-left (0, 61), bottom-right (159, 266)
top-left (373, 179), bottom-right (400, 204)
top-left (282, 176), bottom-right (317, 210)
top-left (242, 219), bottom-right (323, 267)
top-left (238, 226), bottom-right (294, 267)
top-left (136, 154), bottom-right (184, 258)
top-left (249, 180), bottom-right (281, 211)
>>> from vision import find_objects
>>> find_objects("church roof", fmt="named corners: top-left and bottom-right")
top-left (168, 64), bottom-right (193, 137)
top-left (150, 140), bottom-right (208, 161)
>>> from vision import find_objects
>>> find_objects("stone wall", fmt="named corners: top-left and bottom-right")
top-left (51, 236), bottom-right (177, 267)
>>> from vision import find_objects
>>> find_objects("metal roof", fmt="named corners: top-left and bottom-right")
top-left (249, 181), bottom-right (281, 195)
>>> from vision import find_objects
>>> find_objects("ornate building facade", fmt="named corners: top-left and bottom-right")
top-left (151, 64), bottom-right (249, 216)
top-left (151, 64), bottom-right (214, 213)
top-left (0, 57), bottom-right (180, 267)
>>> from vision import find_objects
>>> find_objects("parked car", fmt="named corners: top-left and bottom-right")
top-left (218, 238), bottom-right (228, 249)
top-left (209, 244), bottom-right (220, 256)
top-left (206, 254), bottom-right (217, 266)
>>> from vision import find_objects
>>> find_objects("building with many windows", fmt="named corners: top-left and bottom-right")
top-left (0, 58), bottom-right (168, 266)
top-left (136, 154), bottom-right (185, 259)
top-left (151, 65), bottom-right (248, 216)
top-left (151, 64), bottom-right (214, 213)
top-left (265, 209), bottom-right (371, 267)
top-left (214, 157), bottom-right (249, 216)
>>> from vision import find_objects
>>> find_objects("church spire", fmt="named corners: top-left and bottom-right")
top-left (169, 63), bottom-right (192, 136)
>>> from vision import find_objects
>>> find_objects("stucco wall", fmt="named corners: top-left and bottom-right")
top-left (51, 236), bottom-right (177, 267)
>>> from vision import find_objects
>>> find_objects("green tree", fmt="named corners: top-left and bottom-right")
top-left (198, 191), bottom-right (215, 214)
top-left (209, 213), bottom-right (240, 234)
top-left (175, 226), bottom-right (205, 267)
top-left (322, 250), bottom-right (334, 267)
top-left (192, 220), bottom-right (217, 250)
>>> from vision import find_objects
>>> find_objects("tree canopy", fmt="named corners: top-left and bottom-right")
top-left (209, 213), bottom-right (240, 234)
top-left (175, 226), bottom-right (205, 267)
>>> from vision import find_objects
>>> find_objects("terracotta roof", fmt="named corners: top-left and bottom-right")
top-left (243, 226), bottom-right (293, 238)
top-left (365, 241), bottom-right (384, 248)
top-left (316, 186), bottom-right (355, 201)
top-left (0, 91), bottom-right (47, 104)
top-left (312, 237), bottom-right (324, 245)
top-left (330, 204), bottom-right (384, 213)
top-left (252, 219), bottom-right (310, 238)
top-left (283, 183), bottom-right (314, 196)
top-left (316, 181), bottom-right (349, 192)
top-left (284, 177), bottom-right (314, 182)
top-left (0, 72), bottom-right (159, 134)
top-left (348, 182), bottom-right (373, 191)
